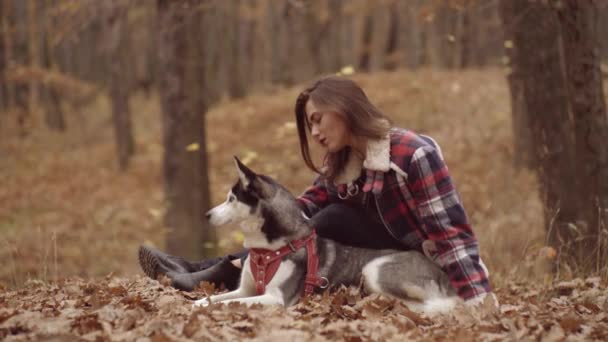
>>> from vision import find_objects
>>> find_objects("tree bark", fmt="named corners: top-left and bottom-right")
top-left (106, 3), bottom-right (135, 171)
top-left (306, 0), bottom-right (330, 74)
top-left (366, 1), bottom-right (390, 72)
top-left (42, 0), bottom-right (66, 131)
top-left (27, 0), bottom-right (40, 119)
top-left (499, 0), bottom-right (533, 169)
top-left (556, 0), bottom-right (608, 271)
top-left (285, 1), bottom-right (316, 83)
top-left (504, 0), bottom-right (608, 274)
top-left (598, 3), bottom-right (608, 60)
top-left (227, 0), bottom-right (247, 98)
top-left (267, 0), bottom-right (290, 84)
top-left (158, 0), bottom-right (215, 260)
top-left (503, 0), bottom-right (577, 264)
top-left (0, 0), bottom-right (11, 113)
top-left (395, 0), bottom-right (423, 69)
top-left (199, 2), bottom-right (223, 104)
top-left (234, 0), bottom-right (257, 94)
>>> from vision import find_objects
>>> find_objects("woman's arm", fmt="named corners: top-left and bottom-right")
top-left (296, 176), bottom-right (335, 218)
top-left (407, 145), bottom-right (492, 301)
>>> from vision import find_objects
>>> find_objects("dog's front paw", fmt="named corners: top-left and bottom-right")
top-left (192, 297), bottom-right (210, 308)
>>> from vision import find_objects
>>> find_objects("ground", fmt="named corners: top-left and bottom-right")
top-left (1, 276), bottom-right (607, 340)
top-left (1, 69), bottom-right (607, 340)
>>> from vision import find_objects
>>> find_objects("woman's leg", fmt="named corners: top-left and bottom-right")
top-left (311, 203), bottom-right (404, 250)
top-left (138, 246), bottom-right (246, 291)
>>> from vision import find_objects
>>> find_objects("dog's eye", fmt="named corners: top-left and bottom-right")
top-left (228, 195), bottom-right (235, 202)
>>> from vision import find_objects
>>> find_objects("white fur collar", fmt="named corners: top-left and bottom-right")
top-left (334, 135), bottom-right (391, 185)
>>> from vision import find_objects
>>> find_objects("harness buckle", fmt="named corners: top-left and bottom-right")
top-left (287, 242), bottom-right (297, 252)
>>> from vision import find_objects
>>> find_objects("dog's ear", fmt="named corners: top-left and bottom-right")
top-left (233, 156), bottom-right (257, 188)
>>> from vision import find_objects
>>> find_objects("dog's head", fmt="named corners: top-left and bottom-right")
top-left (205, 156), bottom-right (310, 249)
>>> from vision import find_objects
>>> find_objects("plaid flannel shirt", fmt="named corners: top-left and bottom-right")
top-left (296, 128), bottom-right (491, 301)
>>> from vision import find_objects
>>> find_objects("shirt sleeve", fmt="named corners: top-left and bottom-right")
top-left (296, 176), bottom-right (334, 218)
top-left (407, 145), bottom-right (492, 300)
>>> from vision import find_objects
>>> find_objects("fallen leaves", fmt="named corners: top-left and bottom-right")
top-left (0, 275), bottom-right (607, 340)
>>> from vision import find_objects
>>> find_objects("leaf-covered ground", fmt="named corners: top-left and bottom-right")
top-left (1, 276), bottom-right (607, 341)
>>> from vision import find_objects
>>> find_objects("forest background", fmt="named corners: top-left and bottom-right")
top-left (1, 0), bottom-right (608, 340)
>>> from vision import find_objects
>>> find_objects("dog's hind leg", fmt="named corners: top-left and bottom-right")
top-left (362, 256), bottom-right (429, 300)
top-left (362, 253), bottom-right (461, 315)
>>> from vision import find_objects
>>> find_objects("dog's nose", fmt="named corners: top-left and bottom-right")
top-left (205, 212), bottom-right (211, 220)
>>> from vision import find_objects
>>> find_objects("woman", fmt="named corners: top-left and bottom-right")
top-left (139, 75), bottom-right (493, 305)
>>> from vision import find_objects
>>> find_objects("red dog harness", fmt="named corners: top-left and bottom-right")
top-left (249, 230), bottom-right (328, 296)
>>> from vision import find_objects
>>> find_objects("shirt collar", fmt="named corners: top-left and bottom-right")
top-left (333, 134), bottom-right (391, 185)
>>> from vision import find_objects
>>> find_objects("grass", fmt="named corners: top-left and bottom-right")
top-left (0, 68), bottom-right (564, 289)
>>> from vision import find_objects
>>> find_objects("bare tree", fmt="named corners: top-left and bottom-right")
top-left (556, 0), bottom-right (608, 271)
top-left (394, 0), bottom-right (424, 69)
top-left (105, 2), bottom-right (135, 171)
top-left (42, 0), bottom-right (66, 131)
top-left (267, 1), bottom-right (290, 84)
top-left (226, 0), bottom-right (247, 97)
top-left (502, 0), bottom-right (608, 274)
top-left (0, 0), bottom-right (11, 114)
top-left (499, 0), bottom-right (533, 169)
top-left (157, 0), bottom-right (216, 260)
top-left (27, 0), bottom-right (40, 120)
top-left (367, 1), bottom-right (391, 72)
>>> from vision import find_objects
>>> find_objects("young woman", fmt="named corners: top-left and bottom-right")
top-left (139, 75), bottom-right (494, 306)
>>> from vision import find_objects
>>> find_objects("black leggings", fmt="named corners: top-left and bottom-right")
top-left (311, 203), bottom-right (405, 250)
top-left (194, 203), bottom-right (405, 271)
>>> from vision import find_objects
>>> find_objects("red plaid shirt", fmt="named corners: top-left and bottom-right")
top-left (297, 128), bottom-right (491, 301)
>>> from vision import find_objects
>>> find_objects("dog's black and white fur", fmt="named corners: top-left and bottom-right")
top-left (193, 157), bottom-right (461, 314)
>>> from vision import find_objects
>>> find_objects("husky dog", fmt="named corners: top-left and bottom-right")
top-left (193, 157), bottom-right (461, 314)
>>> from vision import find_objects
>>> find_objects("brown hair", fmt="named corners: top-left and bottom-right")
top-left (295, 75), bottom-right (392, 182)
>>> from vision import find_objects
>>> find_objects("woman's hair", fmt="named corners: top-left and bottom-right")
top-left (295, 75), bottom-right (392, 182)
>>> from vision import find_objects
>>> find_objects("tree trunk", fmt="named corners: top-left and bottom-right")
top-left (598, 4), bottom-right (608, 60)
top-left (199, 3), bottom-right (221, 104)
top-left (0, 0), bottom-right (10, 113)
top-left (267, 0), bottom-right (289, 84)
top-left (499, 0), bottom-right (533, 169)
top-left (5, 0), bottom-right (28, 136)
top-left (503, 0), bottom-right (578, 268)
top-left (395, 0), bottom-right (423, 69)
top-left (367, 1), bottom-right (390, 72)
top-left (452, 6), bottom-right (467, 69)
top-left (106, 3), bottom-right (134, 171)
top-left (234, 0), bottom-right (257, 94)
top-left (338, 0), bottom-right (360, 71)
top-left (503, 0), bottom-right (608, 275)
top-left (286, 1), bottom-right (316, 83)
top-left (384, 1), bottom-right (399, 71)
top-left (346, 1), bottom-right (366, 72)
top-left (227, 0), bottom-right (247, 98)
top-left (556, 0), bottom-right (608, 271)
top-left (306, 0), bottom-right (330, 74)
top-left (42, 0), bottom-right (66, 131)
top-left (326, 0), bottom-right (344, 72)
top-left (249, 0), bottom-right (271, 88)
top-left (27, 0), bottom-right (40, 121)
top-left (157, 0), bottom-right (215, 260)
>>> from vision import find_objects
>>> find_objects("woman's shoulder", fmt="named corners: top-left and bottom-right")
top-left (388, 127), bottom-right (442, 166)
top-left (388, 127), bottom-right (436, 152)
